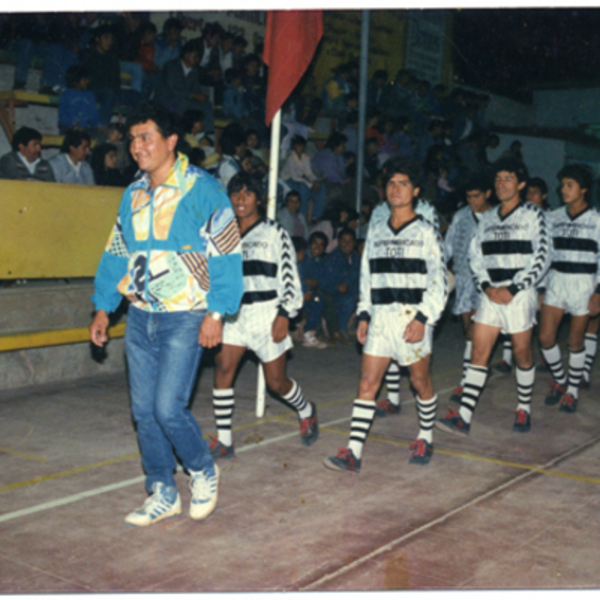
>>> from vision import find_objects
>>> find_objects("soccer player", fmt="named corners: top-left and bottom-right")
top-left (445, 173), bottom-right (493, 403)
top-left (210, 172), bottom-right (319, 459)
top-left (539, 164), bottom-right (600, 412)
top-left (323, 157), bottom-right (448, 471)
top-left (437, 157), bottom-right (550, 435)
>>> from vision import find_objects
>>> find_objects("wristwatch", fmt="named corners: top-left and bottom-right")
top-left (207, 310), bottom-right (222, 321)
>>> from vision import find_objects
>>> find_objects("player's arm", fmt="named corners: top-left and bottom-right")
top-left (589, 218), bottom-right (600, 317)
top-left (356, 235), bottom-right (373, 345)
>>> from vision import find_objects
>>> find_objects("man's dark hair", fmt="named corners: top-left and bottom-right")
top-left (163, 17), bottom-right (183, 34)
top-left (308, 231), bottom-right (329, 248)
top-left (291, 134), bottom-right (307, 147)
top-left (61, 128), bottom-right (91, 153)
top-left (12, 126), bottom-right (42, 151)
top-left (227, 171), bottom-right (264, 204)
top-left (382, 157), bottom-right (423, 189)
top-left (527, 176), bottom-right (548, 196)
top-left (65, 65), bottom-right (90, 88)
top-left (492, 157), bottom-right (529, 183)
top-left (325, 131), bottom-right (347, 151)
top-left (181, 109), bottom-right (205, 133)
top-left (126, 102), bottom-right (178, 139)
top-left (180, 39), bottom-right (200, 59)
top-left (285, 190), bottom-right (301, 204)
top-left (140, 21), bottom-right (157, 36)
top-left (244, 53), bottom-right (260, 68)
top-left (292, 236), bottom-right (308, 253)
top-left (557, 163), bottom-right (593, 201)
top-left (346, 110), bottom-right (358, 126)
top-left (224, 68), bottom-right (243, 84)
top-left (188, 147), bottom-right (206, 167)
top-left (233, 35), bottom-right (248, 48)
top-left (220, 124), bottom-right (246, 156)
top-left (464, 172), bottom-right (492, 194)
top-left (338, 226), bottom-right (356, 241)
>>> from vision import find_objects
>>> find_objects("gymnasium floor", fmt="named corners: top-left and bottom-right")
top-left (1, 315), bottom-right (599, 593)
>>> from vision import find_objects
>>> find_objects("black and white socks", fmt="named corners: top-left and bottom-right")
top-left (459, 365), bottom-right (488, 424)
top-left (213, 388), bottom-right (235, 447)
top-left (348, 399), bottom-right (376, 459)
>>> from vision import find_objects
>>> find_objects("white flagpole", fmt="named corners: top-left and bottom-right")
top-left (256, 107), bottom-right (282, 418)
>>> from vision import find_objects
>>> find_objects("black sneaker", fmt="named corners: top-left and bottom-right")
top-left (513, 408), bottom-right (531, 433)
top-left (323, 447), bottom-right (361, 473)
top-left (436, 406), bottom-right (471, 436)
top-left (208, 435), bottom-right (235, 460)
top-left (375, 398), bottom-right (401, 417)
top-left (300, 402), bottom-right (319, 446)
top-left (493, 360), bottom-right (512, 374)
top-left (449, 386), bottom-right (463, 404)
top-left (559, 393), bottom-right (578, 413)
top-left (409, 439), bottom-right (433, 465)
top-left (545, 381), bottom-right (565, 405)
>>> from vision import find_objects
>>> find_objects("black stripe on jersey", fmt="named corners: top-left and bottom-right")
top-left (488, 268), bottom-right (522, 282)
top-left (371, 288), bottom-right (424, 305)
top-left (243, 260), bottom-right (278, 277)
top-left (241, 290), bottom-right (278, 304)
top-left (551, 261), bottom-right (598, 274)
top-left (481, 240), bottom-right (533, 255)
top-left (369, 258), bottom-right (427, 274)
top-left (553, 237), bottom-right (599, 253)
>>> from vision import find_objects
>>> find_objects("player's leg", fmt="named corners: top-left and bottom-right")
top-left (539, 304), bottom-right (567, 405)
top-left (324, 354), bottom-right (390, 473)
top-left (437, 322), bottom-right (500, 435)
top-left (263, 353), bottom-right (318, 446)
top-left (493, 335), bottom-right (513, 373)
top-left (376, 359), bottom-right (402, 416)
top-left (407, 354), bottom-right (437, 464)
top-left (211, 344), bottom-right (247, 458)
top-left (582, 314), bottom-right (600, 389)
top-left (511, 327), bottom-right (535, 432)
top-left (559, 314), bottom-right (589, 412)
top-left (451, 309), bottom-right (477, 403)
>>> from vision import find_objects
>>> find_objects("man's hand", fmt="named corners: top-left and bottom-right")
top-left (403, 318), bottom-right (425, 343)
top-left (199, 314), bottom-right (223, 348)
top-left (338, 283), bottom-right (349, 294)
top-left (303, 290), bottom-right (314, 303)
top-left (485, 286), bottom-right (513, 305)
top-left (357, 320), bottom-right (369, 345)
top-left (271, 315), bottom-right (289, 343)
top-left (90, 310), bottom-right (109, 347)
top-left (589, 293), bottom-right (600, 317)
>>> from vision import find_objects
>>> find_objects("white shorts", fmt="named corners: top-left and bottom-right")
top-left (474, 287), bottom-right (537, 334)
top-left (223, 303), bottom-right (292, 363)
top-left (363, 307), bottom-right (433, 366)
top-left (452, 275), bottom-right (481, 315)
top-left (543, 271), bottom-right (595, 317)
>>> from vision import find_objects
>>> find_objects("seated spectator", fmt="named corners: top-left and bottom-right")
top-left (90, 142), bottom-right (129, 187)
top-left (321, 62), bottom-right (352, 115)
top-left (188, 147), bottom-right (206, 170)
top-left (281, 134), bottom-right (326, 222)
top-left (154, 17), bottom-right (183, 70)
top-left (311, 202), bottom-right (350, 254)
top-left (0, 126), bottom-right (55, 182)
top-left (292, 236), bottom-right (327, 349)
top-left (136, 21), bottom-right (160, 97)
top-left (321, 227), bottom-right (360, 341)
top-left (231, 35), bottom-right (248, 71)
top-left (367, 69), bottom-right (388, 111)
top-left (58, 66), bottom-right (101, 135)
top-left (215, 124), bottom-right (246, 188)
top-left (341, 110), bottom-right (359, 154)
top-left (277, 190), bottom-right (309, 240)
top-left (220, 32), bottom-right (235, 73)
top-left (116, 13), bottom-right (144, 95)
top-left (181, 109), bottom-right (206, 149)
top-left (106, 122), bottom-right (133, 174)
top-left (242, 53), bottom-right (267, 140)
top-left (246, 128), bottom-right (268, 163)
top-left (223, 68), bottom-right (249, 120)
top-left (154, 40), bottom-right (215, 132)
top-left (393, 116), bottom-right (415, 158)
top-left (49, 128), bottom-right (94, 185)
top-left (311, 131), bottom-right (347, 185)
top-left (365, 108), bottom-right (385, 147)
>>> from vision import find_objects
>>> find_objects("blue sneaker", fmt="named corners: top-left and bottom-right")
top-left (300, 402), bottom-right (319, 446)
top-left (189, 464), bottom-right (220, 521)
top-left (323, 447), bottom-right (361, 473)
top-left (125, 482), bottom-right (181, 527)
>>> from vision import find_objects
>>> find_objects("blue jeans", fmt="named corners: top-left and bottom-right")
top-left (125, 306), bottom-right (213, 493)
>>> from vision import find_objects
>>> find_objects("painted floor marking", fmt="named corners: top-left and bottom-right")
top-left (0, 447), bottom-right (47, 462)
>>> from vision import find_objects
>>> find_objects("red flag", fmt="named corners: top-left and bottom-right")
top-left (263, 10), bottom-right (323, 126)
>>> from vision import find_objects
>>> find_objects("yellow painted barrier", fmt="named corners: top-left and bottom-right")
top-left (0, 323), bottom-right (126, 352)
top-left (1, 180), bottom-right (123, 279)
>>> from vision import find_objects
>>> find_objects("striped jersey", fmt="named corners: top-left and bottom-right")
top-left (469, 200), bottom-right (550, 296)
top-left (547, 205), bottom-right (600, 290)
top-left (358, 214), bottom-right (448, 325)
top-left (444, 205), bottom-right (483, 279)
top-left (238, 217), bottom-right (303, 319)
top-left (370, 198), bottom-right (440, 230)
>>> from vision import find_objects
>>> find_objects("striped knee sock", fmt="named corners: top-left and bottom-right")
top-left (348, 399), bottom-right (376, 459)
top-left (213, 388), bottom-right (235, 447)
top-left (583, 333), bottom-right (598, 384)
top-left (282, 380), bottom-right (311, 419)
top-left (459, 365), bottom-right (488, 424)
top-left (502, 338), bottom-right (513, 365)
top-left (460, 340), bottom-right (473, 387)
top-left (416, 395), bottom-right (438, 444)
top-left (384, 361), bottom-right (401, 406)
top-left (516, 365), bottom-right (535, 413)
top-left (540, 344), bottom-right (567, 388)
top-left (566, 348), bottom-right (586, 399)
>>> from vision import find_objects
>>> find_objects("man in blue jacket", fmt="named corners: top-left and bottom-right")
top-left (89, 102), bottom-right (243, 527)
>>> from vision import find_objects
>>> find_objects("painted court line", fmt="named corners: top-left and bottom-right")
top-left (300, 432), bottom-right (600, 591)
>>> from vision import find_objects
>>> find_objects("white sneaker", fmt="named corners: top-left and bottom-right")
top-left (124, 482), bottom-right (182, 527)
top-left (302, 331), bottom-right (328, 349)
top-left (189, 463), bottom-right (220, 521)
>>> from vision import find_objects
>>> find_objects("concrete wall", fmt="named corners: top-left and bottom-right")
top-left (534, 88), bottom-right (600, 129)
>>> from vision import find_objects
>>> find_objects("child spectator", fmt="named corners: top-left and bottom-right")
top-left (223, 68), bottom-right (249, 120)
top-left (181, 110), bottom-right (206, 149)
top-left (188, 147), bottom-right (206, 170)
top-left (90, 142), bottom-right (130, 187)
top-left (215, 124), bottom-right (246, 188)
top-left (136, 21), bottom-right (160, 97)
top-left (106, 122), bottom-right (133, 174)
top-left (58, 66), bottom-right (100, 134)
